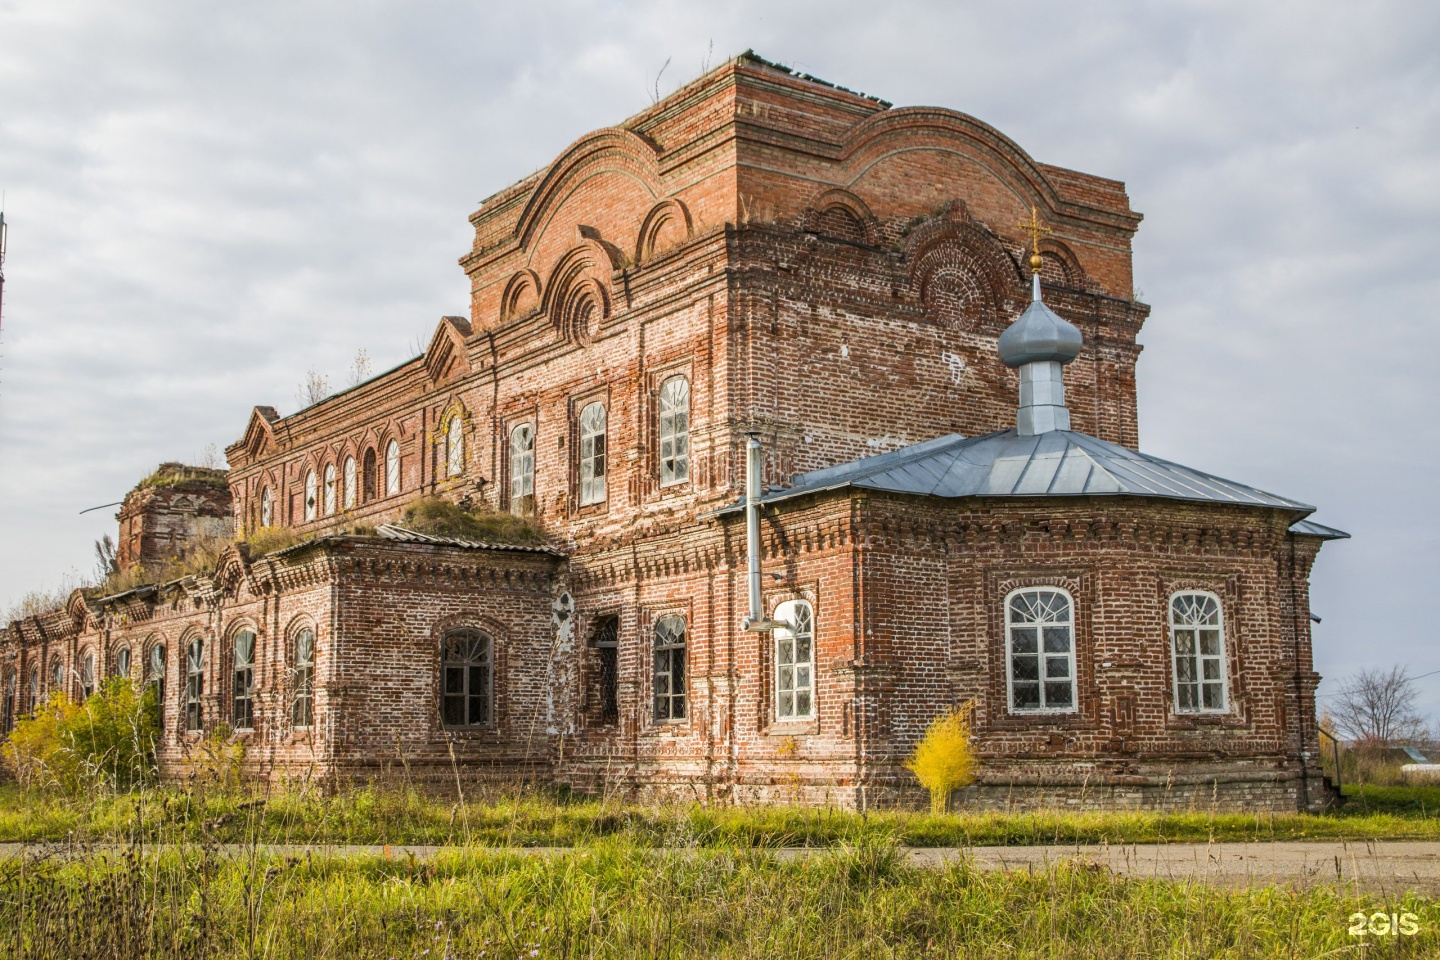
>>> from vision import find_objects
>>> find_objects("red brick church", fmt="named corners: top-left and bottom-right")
top-left (1, 53), bottom-right (1347, 811)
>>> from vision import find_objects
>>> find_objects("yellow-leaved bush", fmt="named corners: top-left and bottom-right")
top-left (1, 678), bottom-right (158, 794)
top-left (906, 700), bottom-right (978, 814)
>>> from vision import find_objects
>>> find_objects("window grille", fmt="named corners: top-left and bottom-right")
top-left (291, 628), bottom-right (315, 728)
top-left (773, 600), bottom-right (815, 720)
top-left (652, 615), bottom-right (687, 721)
top-left (509, 424), bottom-right (535, 516)
top-left (579, 403), bottom-right (607, 506)
top-left (1006, 588), bottom-right (1076, 712)
top-left (385, 441), bottom-right (401, 496)
top-left (1170, 592), bottom-right (1228, 712)
top-left (185, 639), bottom-right (204, 732)
top-left (441, 629), bottom-right (493, 727)
top-left (657, 376), bottom-right (690, 486)
top-left (233, 630), bottom-right (256, 730)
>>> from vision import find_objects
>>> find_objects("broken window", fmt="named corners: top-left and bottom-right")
top-left (25, 672), bottom-right (38, 718)
top-left (304, 470), bottom-right (318, 521)
top-left (343, 456), bottom-right (357, 509)
top-left (80, 651), bottom-right (95, 700)
top-left (291, 628), bottom-right (314, 728)
top-left (652, 615), bottom-right (687, 721)
top-left (447, 414), bottom-right (465, 478)
top-left (579, 402), bottom-right (607, 506)
top-left (323, 463), bottom-right (337, 515)
top-left (148, 644), bottom-right (166, 726)
top-left (773, 600), bottom-right (815, 720)
top-left (441, 629), bottom-right (492, 727)
top-left (1006, 588), bottom-right (1075, 713)
top-left (115, 646), bottom-right (131, 680)
top-left (260, 487), bottom-right (273, 527)
top-left (233, 630), bottom-right (256, 731)
top-left (2, 672), bottom-right (15, 733)
top-left (657, 375), bottom-right (690, 486)
top-left (1170, 592), bottom-right (1228, 713)
top-left (49, 658), bottom-right (63, 698)
top-left (362, 448), bottom-right (377, 502)
top-left (385, 440), bottom-right (401, 496)
top-left (185, 639), bottom-right (204, 732)
top-left (589, 615), bottom-right (619, 723)
top-left (509, 423), bottom-right (535, 516)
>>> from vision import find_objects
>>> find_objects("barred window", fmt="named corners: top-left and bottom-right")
top-left (185, 639), bottom-right (204, 732)
top-left (1170, 592), bottom-right (1228, 713)
top-left (509, 423), bottom-right (535, 516)
top-left (291, 628), bottom-right (315, 728)
top-left (260, 488), bottom-right (273, 527)
top-left (343, 456), bottom-right (357, 509)
top-left (589, 615), bottom-right (619, 723)
top-left (1006, 588), bottom-right (1076, 713)
top-left (80, 651), bottom-right (95, 700)
top-left (579, 402), bottom-right (607, 506)
top-left (447, 415), bottom-right (465, 478)
top-left (304, 470), bottom-right (318, 521)
top-left (657, 376), bottom-right (690, 486)
top-left (773, 600), bottom-right (815, 720)
top-left (233, 630), bottom-right (256, 731)
top-left (115, 646), bottom-right (131, 680)
top-left (385, 440), bottom-right (401, 496)
top-left (653, 615), bottom-right (687, 721)
top-left (323, 464), bottom-right (337, 515)
top-left (441, 629), bottom-right (493, 727)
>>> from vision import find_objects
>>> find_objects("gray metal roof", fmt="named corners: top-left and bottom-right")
top-left (1288, 518), bottom-right (1351, 540)
top-left (755, 430), bottom-right (1340, 523)
top-left (374, 524), bottom-right (566, 556)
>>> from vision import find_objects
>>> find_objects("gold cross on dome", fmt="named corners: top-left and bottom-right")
top-left (1018, 205), bottom-right (1051, 258)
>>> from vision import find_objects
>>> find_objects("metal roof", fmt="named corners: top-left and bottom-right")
top-left (374, 524), bottom-right (566, 556)
top-left (749, 430), bottom-right (1345, 531)
top-left (1288, 518), bottom-right (1351, 540)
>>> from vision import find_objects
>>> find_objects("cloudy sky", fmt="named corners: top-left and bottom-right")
top-left (2, 1), bottom-right (1437, 719)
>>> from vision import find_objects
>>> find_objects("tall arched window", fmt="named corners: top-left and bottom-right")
top-left (260, 488), bottom-right (273, 527)
top-left (579, 402), bottom-right (607, 506)
top-left (773, 600), bottom-right (815, 720)
top-left (441, 629), bottom-right (493, 727)
top-left (291, 628), bottom-right (314, 728)
top-left (25, 672), bottom-right (38, 718)
top-left (304, 470), bottom-right (318, 521)
top-left (232, 630), bottom-right (256, 730)
top-left (323, 463), bottom-right (337, 515)
top-left (1005, 588), bottom-right (1075, 713)
top-left (148, 644), bottom-right (166, 726)
top-left (184, 639), bottom-right (204, 732)
top-left (385, 440), bottom-right (401, 496)
top-left (509, 424), bottom-right (535, 516)
top-left (658, 375), bottom-right (690, 486)
top-left (343, 456), bottom-right (357, 509)
top-left (653, 615), bottom-right (687, 721)
top-left (1170, 592), bottom-right (1228, 713)
top-left (362, 448), bottom-right (377, 502)
top-left (80, 651), bottom-right (96, 700)
top-left (49, 658), bottom-right (64, 698)
top-left (115, 646), bottom-right (132, 680)
top-left (2, 672), bottom-right (16, 733)
top-left (446, 414), bottom-right (465, 478)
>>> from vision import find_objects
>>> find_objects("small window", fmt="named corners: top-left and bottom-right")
top-left (447, 414), bottom-right (465, 478)
top-left (343, 456), bottom-right (357, 509)
top-left (441, 629), bottom-right (493, 727)
top-left (1006, 588), bottom-right (1076, 713)
top-left (385, 440), bottom-right (401, 496)
top-left (658, 376), bottom-right (690, 486)
top-left (509, 424), bottom-right (535, 516)
top-left (185, 639), bottom-right (204, 732)
top-left (652, 615), bottom-right (687, 721)
top-left (304, 470), bottom-right (318, 521)
top-left (589, 616), bottom-right (619, 723)
top-left (260, 488), bottom-right (273, 527)
top-left (233, 630), bottom-right (256, 730)
top-left (292, 628), bottom-right (315, 728)
top-left (115, 646), bottom-right (132, 680)
top-left (773, 600), bottom-right (815, 720)
top-left (1170, 592), bottom-right (1228, 713)
top-left (323, 464), bottom-right (337, 515)
top-left (362, 448), bottom-right (377, 502)
top-left (579, 402), bottom-right (607, 506)
top-left (148, 645), bottom-right (166, 724)
top-left (80, 651), bottom-right (96, 700)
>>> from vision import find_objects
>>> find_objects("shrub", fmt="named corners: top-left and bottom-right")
top-left (401, 496), bottom-right (545, 545)
top-left (1, 679), bottom-right (158, 794)
top-left (906, 700), bottom-right (977, 814)
top-left (244, 525), bottom-right (307, 556)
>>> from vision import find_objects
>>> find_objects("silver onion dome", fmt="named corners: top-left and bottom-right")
top-left (997, 275), bottom-right (1083, 368)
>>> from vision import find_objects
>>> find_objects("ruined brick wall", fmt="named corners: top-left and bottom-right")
top-left (115, 464), bottom-right (233, 572)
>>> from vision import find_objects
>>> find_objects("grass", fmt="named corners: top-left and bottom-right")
top-left (3, 840), bottom-right (1437, 959)
top-left (401, 495), bottom-right (546, 544)
top-left (4, 782), bottom-right (1440, 848)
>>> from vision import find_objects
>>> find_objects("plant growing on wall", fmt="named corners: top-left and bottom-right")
top-left (906, 700), bottom-right (978, 814)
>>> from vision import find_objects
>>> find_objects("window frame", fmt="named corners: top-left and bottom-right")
top-left (291, 627), bottom-right (315, 729)
top-left (508, 422), bottom-right (536, 516)
top-left (232, 629), bottom-right (257, 731)
top-left (1003, 586), bottom-right (1078, 715)
top-left (115, 646), bottom-right (132, 680)
top-left (578, 401), bottom-right (607, 507)
top-left (343, 456), bottom-right (357, 509)
top-left (79, 650), bottom-right (96, 700)
top-left (148, 643), bottom-right (166, 725)
top-left (657, 375), bottom-right (690, 487)
top-left (446, 414), bottom-right (465, 478)
top-left (1169, 590), bottom-right (1230, 715)
top-left (49, 658), bottom-right (64, 698)
top-left (323, 463), bottom-right (337, 515)
top-left (260, 487), bottom-right (273, 527)
top-left (304, 469), bottom-right (318, 521)
top-left (773, 600), bottom-right (816, 722)
top-left (184, 638), bottom-right (204, 733)
top-left (440, 628), bottom-right (494, 729)
top-left (385, 440), bottom-right (401, 496)
top-left (588, 615), bottom-right (620, 724)
top-left (652, 615), bottom-right (688, 722)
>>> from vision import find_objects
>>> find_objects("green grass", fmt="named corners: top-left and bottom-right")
top-left (4, 840), bottom-right (1437, 959)
top-left (4, 782), bottom-right (1440, 848)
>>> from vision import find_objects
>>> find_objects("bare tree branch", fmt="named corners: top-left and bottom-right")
top-left (1330, 665), bottom-right (1428, 745)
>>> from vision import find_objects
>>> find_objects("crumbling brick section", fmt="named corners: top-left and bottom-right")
top-left (115, 464), bottom-right (233, 572)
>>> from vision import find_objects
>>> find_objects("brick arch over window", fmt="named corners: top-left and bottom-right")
top-left (801, 188), bottom-right (875, 245)
top-left (544, 245), bottom-right (615, 344)
top-left (500, 269), bottom-right (541, 322)
top-left (635, 198), bottom-right (693, 263)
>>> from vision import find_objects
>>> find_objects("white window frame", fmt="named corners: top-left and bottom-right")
top-left (509, 423), bottom-right (535, 516)
top-left (1169, 591), bottom-right (1229, 714)
top-left (385, 440), bottom-right (401, 496)
top-left (115, 646), bottom-right (131, 680)
top-left (260, 487), bottom-right (273, 527)
top-left (578, 402), bottom-right (607, 506)
top-left (184, 638), bottom-right (204, 732)
top-left (304, 470), bottom-right (318, 521)
top-left (446, 414), bottom-right (465, 478)
top-left (652, 615), bottom-right (687, 721)
top-left (343, 456), bottom-right (356, 509)
top-left (323, 463), bottom-right (337, 515)
top-left (773, 599), bottom-right (815, 721)
top-left (291, 628), bottom-right (315, 728)
top-left (1004, 586), bottom-right (1078, 714)
top-left (80, 651), bottom-right (95, 699)
top-left (657, 375), bottom-right (690, 486)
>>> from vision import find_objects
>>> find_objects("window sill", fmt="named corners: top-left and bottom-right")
top-left (767, 720), bottom-right (818, 736)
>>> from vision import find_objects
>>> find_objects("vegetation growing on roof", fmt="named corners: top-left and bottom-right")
top-left (89, 530), bottom-right (235, 598)
top-left (133, 461), bottom-right (230, 493)
top-left (401, 496), bottom-right (545, 545)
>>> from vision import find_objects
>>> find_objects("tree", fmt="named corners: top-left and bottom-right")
top-left (1329, 665), bottom-right (1428, 745)
top-left (906, 700), bottom-right (978, 814)
top-left (347, 347), bottom-right (373, 387)
top-left (296, 367), bottom-right (330, 409)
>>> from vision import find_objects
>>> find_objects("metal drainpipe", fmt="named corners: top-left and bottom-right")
top-left (741, 434), bottom-right (782, 633)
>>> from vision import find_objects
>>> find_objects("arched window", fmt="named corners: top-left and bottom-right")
top-left (115, 646), bottom-right (132, 680)
top-left (323, 463), bottom-right (337, 515)
top-left (148, 644), bottom-right (166, 725)
top-left (49, 658), bottom-right (64, 698)
top-left (362, 448), bottom-right (377, 502)
top-left (653, 615), bottom-right (687, 721)
top-left (343, 456), bottom-right (357, 509)
top-left (773, 600), bottom-right (815, 720)
top-left (579, 402), bottom-right (607, 506)
top-left (260, 488), bottom-right (273, 527)
top-left (25, 672), bottom-right (38, 718)
top-left (80, 651), bottom-right (96, 700)
top-left (2, 672), bottom-right (16, 734)
top-left (446, 414), bottom-right (465, 478)
top-left (1005, 588), bottom-right (1075, 713)
top-left (658, 375), bottom-right (690, 486)
top-left (232, 630), bottom-right (256, 730)
top-left (509, 424), bottom-right (535, 516)
top-left (440, 629), bottom-right (493, 727)
top-left (589, 615), bottom-right (619, 723)
top-left (304, 470), bottom-right (318, 521)
top-left (184, 639), bottom-right (204, 732)
top-left (385, 440), bottom-right (401, 496)
top-left (291, 628), bottom-right (314, 728)
top-left (1170, 592), bottom-right (1228, 713)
